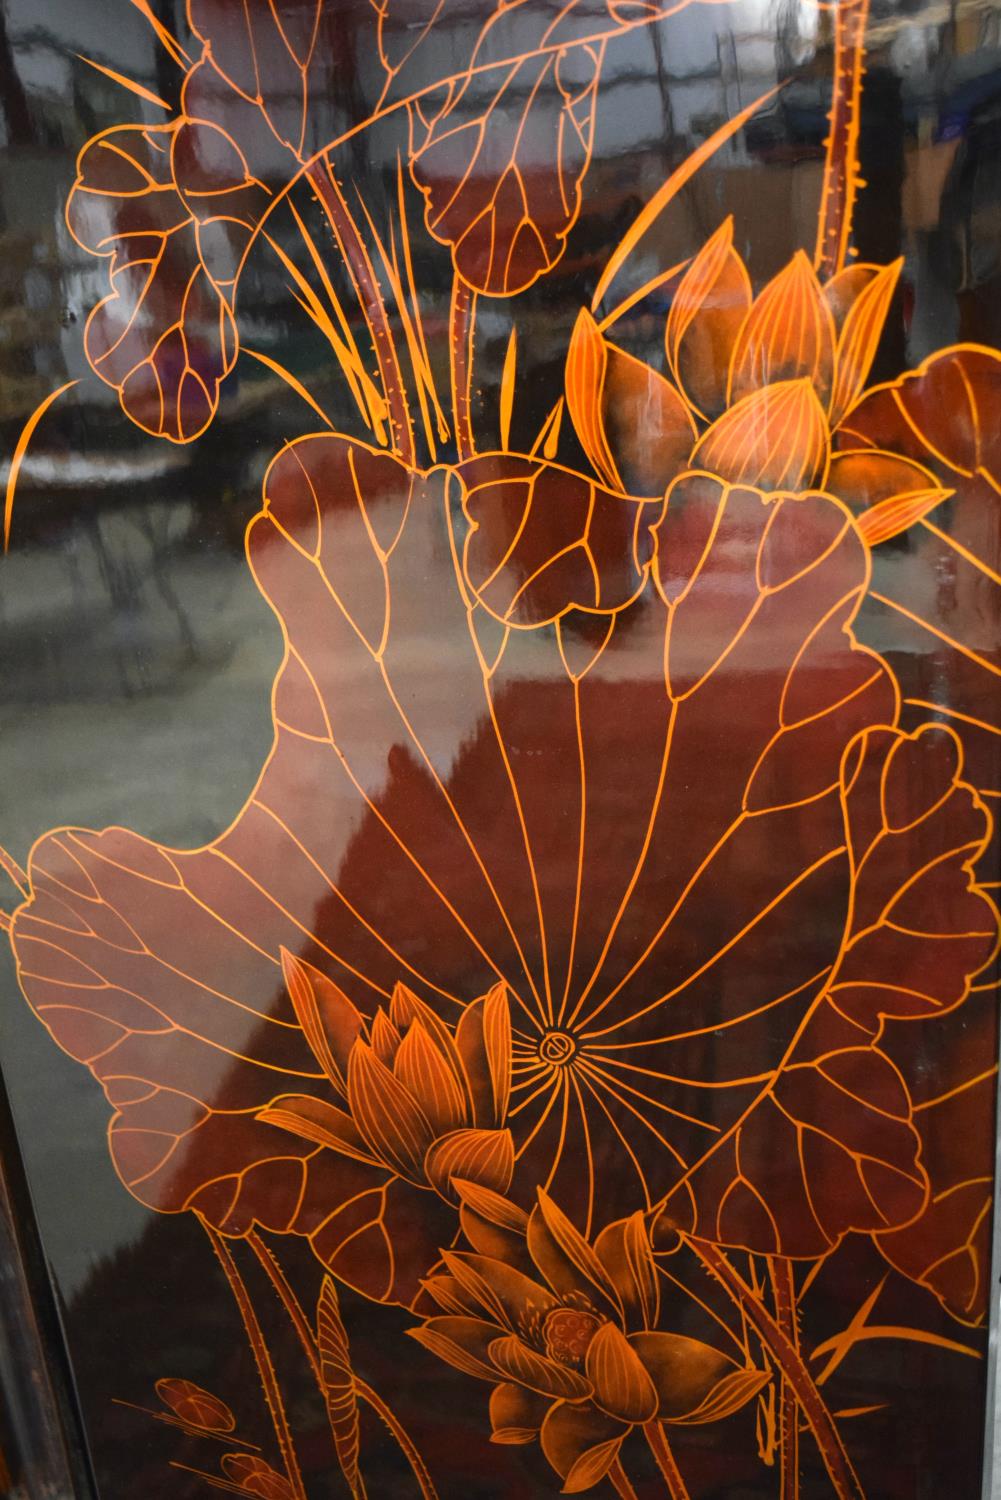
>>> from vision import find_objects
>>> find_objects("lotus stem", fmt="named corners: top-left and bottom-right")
top-left (307, 153), bottom-right (415, 466)
top-left (199, 1219), bottom-right (307, 1500)
top-left (608, 1455), bottom-right (642, 1500)
top-left (687, 1239), bottom-right (865, 1500)
top-left (449, 273), bottom-right (476, 461)
top-left (814, 0), bottom-right (870, 278)
top-left (355, 1377), bottom-right (440, 1500)
top-left (769, 1256), bottom-right (800, 1500)
top-left (643, 1420), bottom-right (691, 1500)
top-left (245, 1231), bottom-right (438, 1500)
top-left (246, 1230), bottom-right (323, 1385)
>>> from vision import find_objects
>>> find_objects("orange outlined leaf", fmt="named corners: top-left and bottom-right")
top-left (220, 1453), bottom-right (295, 1500)
top-left (411, 43), bottom-right (602, 295)
top-left (666, 722), bottom-right (997, 1257)
top-left (66, 123), bottom-right (237, 441)
top-left (876, 986), bottom-right (998, 1326)
top-left (317, 1277), bottom-right (366, 1498)
top-left (840, 344), bottom-right (1001, 804)
top-left (9, 432), bottom-right (992, 1254)
top-left (457, 452), bottom-right (664, 626)
top-left (170, 116), bottom-right (272, 303)
top-left (155, 1379), bottom-right (236, 1433)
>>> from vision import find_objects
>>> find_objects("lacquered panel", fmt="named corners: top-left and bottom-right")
top-left (1, 1), bottom-right (1000, 1497)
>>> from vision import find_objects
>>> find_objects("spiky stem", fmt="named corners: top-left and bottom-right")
top-left (608, 1455), bottom-right (642, 1500)
top-left (245, 1231), bottom-right (437, 1500)
top-left (355, 1378), bottom-right (439, 1500)
top-left (307, 154), bottom-right (415, 466)
top-left (814, 0), bottom-right (870, 278)
top-left (770, 1256), bottom-right (801, 1500)
top-left (644, 1420), bottom-right (692, 1500)
top-left (200, 1220), bottom-right (306, 1500)
top-left (449, 273), bottom-right (475, 460)
top-left (688, 1239), bottom-right (865, 1500)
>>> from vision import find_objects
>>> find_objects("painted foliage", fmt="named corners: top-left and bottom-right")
top-left (2, 0), bottom-right (1001, 1497)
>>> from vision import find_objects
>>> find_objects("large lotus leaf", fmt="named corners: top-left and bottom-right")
top-left (664, 723), bottom-right (996, 1257)
top-left (876, 985), bottom-right (999, 1326)
top-left (12, 435), bottom-right (925, 1254)
top-left (839, 346), bottom-right (1001, 824)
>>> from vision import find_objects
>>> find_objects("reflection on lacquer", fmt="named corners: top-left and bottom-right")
top-left (1, 1), bottom-right (1000, 1497)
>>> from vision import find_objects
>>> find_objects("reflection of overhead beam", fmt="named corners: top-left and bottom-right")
top-left (866, 0), bottom-right (996, 44)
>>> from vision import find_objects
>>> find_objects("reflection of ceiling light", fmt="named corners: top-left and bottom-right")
top-left (0, 450), bottom-right (187, 490)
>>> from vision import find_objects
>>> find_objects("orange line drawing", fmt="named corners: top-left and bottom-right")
top-left (4, 2), bottom-right (1000, 1496)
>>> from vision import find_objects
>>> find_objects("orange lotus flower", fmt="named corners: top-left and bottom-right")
top-left (456, 225), bottom-right (958, 639)
top-left (263, 952), bottom-right (513, 1199)
top-left (560, 219), bottom-right (952, 542)
top-left (251, 953), bottom-right (514, 1302)
top-left (411, 1182), bottom-right (768, 1493)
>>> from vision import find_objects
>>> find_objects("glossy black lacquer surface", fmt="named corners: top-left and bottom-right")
top-left (1, 2), bottom-right (1001, 1498)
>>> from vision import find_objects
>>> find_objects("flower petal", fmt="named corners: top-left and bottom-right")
top-left (483, 982), bottom-right (512, 1125)
top-left (594, 1213), bottom-right (659, 1332)
top-left (565, 308), bottom-right (621, 490)
top-left (666, 216), bottom-right (751, 419)
top-left (601, 346), bottom-right (696, 498)
top-left (455, 996), bottom-right (495, 1127)
top-left (826, 448), bottom-right (952, 546)
top-left (347, 1040), bottom-right (434, 1182)
top-left (628, 1331), bottom-right (734, 1420)
top-left (454, 1179), bottom-right (530, 1231)
top-left (692, 378), bottom-right (829, 491)
top-left (489, 1335), bottom-right (593, 1400)
top-left (442, 1250), bottom-right (557, 1332)
top-left (394, 1019), bottom-right (468, 1135)
top-left (454, 1179), bottom-right (536, 1273)
top-left (455, 985), bottom-right (512, 1127)
top-left (489, 1382), bottom-right (550, 1444)
top-left (408, 1317), bottom-right (503, 1382)
top-left (669, 1366), bottom-right (771, 1426)
top-left (424, 1127), bottom-right (514, 1199)
top-left (567, 308), bottom-right (696, 496)
top-left (728, 249), bottom-right (836, 405)
top-left (421, 1274), bottom-right (480, 1317)
top-left (370, 1009), bottom-right (403, 1066)
top-left (256, 1095), bottom-right (381, 1166)
top-left (823, 263), bottom-right (882, 334)
top-left (389, 983), bottom-right (469, 1098)
top-left (280, 948), bottom-right (364, 1094)
top-left (827, 259), bottom-right (902, 424)
top-left (528, 1190), bottom-right (622, 1315)
top-left (584, 1323), bottom-right (658, 1423)
top-left (540, 1401), bottom-right (625, 1489)
top-left (562, 1438), bottom-right (625, 1495)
